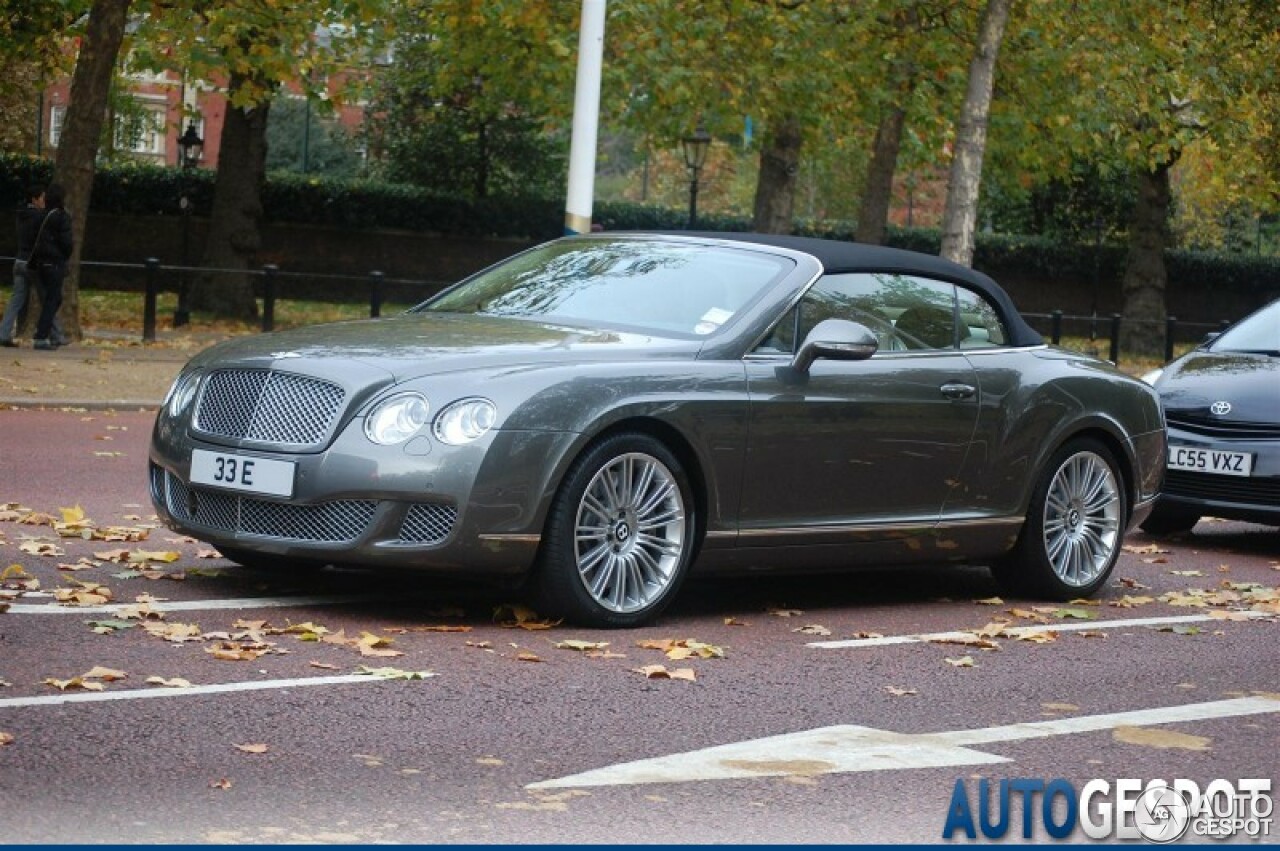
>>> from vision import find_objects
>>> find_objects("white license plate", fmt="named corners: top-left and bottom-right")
top-left (190, 449), bottom-right (295, 497)
top-left (1167, 446), bottom-right (1253, 478)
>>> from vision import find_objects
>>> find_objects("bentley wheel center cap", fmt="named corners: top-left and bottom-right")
top-left (614, 522), bottom-right (631, 543)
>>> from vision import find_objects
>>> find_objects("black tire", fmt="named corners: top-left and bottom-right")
top-left (1139, 503), bottom-right (1200, 536)
top-left (217, 545), bottom-right (325, 574)
top-left (533, 432), bottom-right (697, 628)
top-left (992, 438), bottom-right (1127, 599)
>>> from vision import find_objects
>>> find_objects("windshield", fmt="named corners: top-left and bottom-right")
top-left (1210, 299), bottom-right (1280, 354)
top-left (416, 238), bottom-right (793, 337)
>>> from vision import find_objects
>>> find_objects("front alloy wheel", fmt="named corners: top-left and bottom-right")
top-left (536, 433), bottom-right (695, 627)
top-left (1041, 449), bottom-right (1123, 588)
top-left (994, 438), bottom-right (1126, 599)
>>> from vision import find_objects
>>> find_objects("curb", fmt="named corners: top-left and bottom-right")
top-left (0, 398), bottom-right (161, 411)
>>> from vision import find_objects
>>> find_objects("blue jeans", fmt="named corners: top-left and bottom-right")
top-left (1, 260), bottom-right (64, 342)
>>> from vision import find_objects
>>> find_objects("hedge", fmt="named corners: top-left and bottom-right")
top-left (3, 152), bottom-right (1278, 291)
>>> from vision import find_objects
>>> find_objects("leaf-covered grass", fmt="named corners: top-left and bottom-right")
top-left (79, 290), bottom-right (416, 340)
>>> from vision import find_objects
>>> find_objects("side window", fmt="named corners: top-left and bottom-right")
top-left (754, 273), bottom-right (960, 354)
top-left (955, 286), bottom-right (1009, 348)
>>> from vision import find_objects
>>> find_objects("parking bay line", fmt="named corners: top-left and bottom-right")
top-left (528, 695), bottom-right (1280, 789)
top-left (807, 611), bottom-right (1273, 650)
top-left (6, 593), bottom-right (387, 616)
top-left (0, 673), bottom-right (433, 710)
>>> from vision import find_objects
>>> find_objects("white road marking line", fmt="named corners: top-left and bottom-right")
top-left (6, 593), bottom-right (385, 615)
top-left (0, 674), bottom-right (432, 709)
top-left (808, 611), bottom-right (1272, 649)
top-left (528, 695), bottom-right (1280, 789)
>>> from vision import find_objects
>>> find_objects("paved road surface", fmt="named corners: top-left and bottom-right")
top-left (1, 409), bottom-right (1276, 843)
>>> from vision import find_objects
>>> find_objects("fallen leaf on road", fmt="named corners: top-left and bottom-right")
top-left (792, 624), bottom-right (832, 636)
top-left (0, 731), bottom-right (13, 746)
top-left (637, 638), bottom-right (725, 659)
top-left (1113, 725), bottom-right (1210, 751)
top-left (515, 651), bottom-right (543, 663)
top-left (205, 642), bottom-right (266, 661)
top-left (493, 604), bottom-right (560, 630)
top-left (931, 635), bottom-right (1000, 650)
top-left (1016, 630), bottom-right (1058, 644)
top-left (1170, 570), bottom-right (1204, 577)
top-left (974, 596), bottom-right (1004, 606)
top-left (143, 622), bottom-right (202, 642)
top-left (1115, 577), bottom-right (1150, 590)
top-left (1049, 608), bottom-right (1095, 620)
top-left (354, 665), bottom-right (432, 680)
top-left (945, 656), bottom-right (977, 668)
top-left (1123, 543), bottom-right (1168, 555)
top-left (554, 640), bottom-right (610, 652)
top-left (724, 617), bottom-right (748, 626)
top-left (209, 778), bottom-right (232, 790)
top-left (356, 632), bottom-right (403, 658)
top-left (884, 686), bottom-right (918, 697)
top-left (42, 677), bottom-right (105, 692)
top-left (19, 541), bottom-right (63, 557)
top-left (82, 666), bottom-right (127, 682)
top-left (1109, 595), bottom-right (1154, 608)
top-left (848, 631), bottom-right (885, 639)
top-left (309, 662), bottom-right (339, 670)
top-left (476, 756), bottom-right (504, 766)
top-left (234, 743), bottom-right (269, 754)
top-left (1155, 625), bottom-right (1202, 635)
top-left (1207, 610), bottom-right (1254, 621)
top-left (634, 664), bottom-right (696, 681)
top-left (1042, 702), bottom-right (1080, 712)
top-left (146, 676), bottom-right (193, 688)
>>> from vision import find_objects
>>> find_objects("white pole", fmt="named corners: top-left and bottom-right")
top-left (564, 0), bottom-right (606, 235)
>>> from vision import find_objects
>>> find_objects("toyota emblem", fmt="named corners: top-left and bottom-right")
top-left (1210, 401), bottom-right (1232, 416)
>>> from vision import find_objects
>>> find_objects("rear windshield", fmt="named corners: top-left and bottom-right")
top-left (416, 238), bottom-right (793, 338)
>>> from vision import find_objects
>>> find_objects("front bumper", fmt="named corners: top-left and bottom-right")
top-left (149, 415), bottom-right (579, 575)
top-left (1154, 427), bottom-right (1280, 525)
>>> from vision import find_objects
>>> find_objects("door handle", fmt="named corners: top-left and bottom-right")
top-left (940, 382), bottom-right (976, 400)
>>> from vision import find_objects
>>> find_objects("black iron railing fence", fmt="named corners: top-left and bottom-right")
top-left (3, 255), bottom-right (1237, 365)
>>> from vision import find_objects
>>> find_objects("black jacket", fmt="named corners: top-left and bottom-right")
top-left (30, 206), bottom-right (73, 268)
top-left (15, 203), bottom-right (42, 261)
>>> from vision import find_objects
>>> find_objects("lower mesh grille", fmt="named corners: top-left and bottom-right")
top-left (1164, 470), bottom-right (1280, 505)
top-left (399, 503), bottom-right (457, 544)
top-left (158, 468), bottom-right (375, 543)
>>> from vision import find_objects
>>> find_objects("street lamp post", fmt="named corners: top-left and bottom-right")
top-left (174, 122), bottom-right (204, 328)
top-left (681, 123), bottom-right (711, 229)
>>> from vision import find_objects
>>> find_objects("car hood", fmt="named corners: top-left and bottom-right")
top-left (187, 313), bottom-right (702, 382)
top-left (1159, 350), bottom-right (1280, 421)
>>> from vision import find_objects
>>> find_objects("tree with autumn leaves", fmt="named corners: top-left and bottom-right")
top-left (23, 0), bottom-right (1280, 346)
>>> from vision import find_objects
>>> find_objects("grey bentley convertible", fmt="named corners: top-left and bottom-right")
top-left (149, 233), bottom-right (1165, 627)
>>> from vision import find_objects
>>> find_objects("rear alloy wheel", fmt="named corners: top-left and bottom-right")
top-left (535, 433), bottom-right (695, 628)
top-left (1139, 503), bottom-right (1200, 536)
top-left (995, 438), bottom-right (1126, 599)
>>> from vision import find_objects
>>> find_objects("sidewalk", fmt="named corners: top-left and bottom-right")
top-left (0, 330), bottom-right (224, 410)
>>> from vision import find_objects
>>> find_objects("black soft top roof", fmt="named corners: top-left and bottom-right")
top-left (644, 231), bottom-right (1044, 347)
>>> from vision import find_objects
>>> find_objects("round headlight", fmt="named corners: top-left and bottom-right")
top-left (165, 370), bottom-right (202, 417)
top-left (365, 393), bottom-right (430, 445)
top-left (433, 398), bottom-right (497, 445)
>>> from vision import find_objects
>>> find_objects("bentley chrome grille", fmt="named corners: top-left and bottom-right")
top-left (160, 470), bottom-right (375, 543)
top-left (194, 369), bottom-right (345, 446)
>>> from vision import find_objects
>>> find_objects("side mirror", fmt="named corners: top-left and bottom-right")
top-left (792, 319), bottom-right (878, 373)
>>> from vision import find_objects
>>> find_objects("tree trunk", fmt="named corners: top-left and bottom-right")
top-left (938, 0), bottom-right (1013, 267)
top-left (48, 0), bottom-right (131, 341)
top-left (855, 104), bottom-right (908, 245)
top-left (191, 75), bottom-right (270, 320)
top-left (751, 117), bottom-right (803, 234)
top-left (1119, 160), bottom-right (1175, 359)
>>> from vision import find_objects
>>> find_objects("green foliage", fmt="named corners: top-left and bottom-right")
top-left (4, 152), bottom-right (1278, 293)
top-left (266, 95), bottom-right (363, 178)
